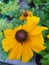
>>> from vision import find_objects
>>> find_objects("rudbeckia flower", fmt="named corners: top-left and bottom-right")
top-left (2, 16), bottom-right (48, 63)
top-left (47, 34), bottom-right (49, 38)
top-left (20, 10), bottom-right (33, 20)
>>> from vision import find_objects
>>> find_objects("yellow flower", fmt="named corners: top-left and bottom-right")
top-left (2, 17), bottom-right (48, 63)
top-left (20, 10), bottom-right (33, 20)
top-left (47, 34), bottom-right (49, 38)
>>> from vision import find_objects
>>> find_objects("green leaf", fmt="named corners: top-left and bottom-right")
top-left (0, 19), bottom-right (13, 30)
top-left (26, 0), bottom-right (31, 3)
top-left (44, 54), bottom-right (49, 58)
top-left (0, 48), bottom-right (8, 60)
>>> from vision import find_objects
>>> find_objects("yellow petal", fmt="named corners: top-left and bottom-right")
top-left (29, 33), bottom-right (44, 45)
top-left (27, 16), bottom-right (40, 25)
top-left (2, 38), bottom-right (17, 52)
top-left (47, 34), bottom-right (49, 38)
top-left (24, 33), bottom-right (45, 53)
top-left (28, 35), bottom-right (46, 53)
top-left (4, 25), bottom-right (22, 38)
top-left (22, 44), bottom-right (33, 63)
top-left (13, 25), bottom-right (22, 34)
top-left (23, 16), bottom-right (40, 32)
top-left (4, 29), bottom-right (15, 38)
top-left (30, 26), bottom-right (48, 35)
top-left (30, 43), bottom-right (46, 53)
top-left (33, 33), bottom-right (44, 44)
top-left (20, 15), bottom-right (25, 20)
top-left (23, 21), bottom-right (35, 32)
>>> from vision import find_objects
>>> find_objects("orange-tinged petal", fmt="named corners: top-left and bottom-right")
top-left (16, 44), bottom-right (22, 60)
top-left (9, 43), bottom-right (22, 60)
top-left (20, 11), bottom-right (33, 20)
top-left (8, 43), bottom-right (19, 60)
top-left (20, 15), bottom-right (25, 20)
top-left (27, 11), bottom-right (33, 16)
top-left (22, 44), bottom-right (33, 63)
top-left (23, 10), bottom-right (33, 17)
top-left (30, 26), bottom-right (48, 35)
top-left (2, 38), bottom-right (17, 52)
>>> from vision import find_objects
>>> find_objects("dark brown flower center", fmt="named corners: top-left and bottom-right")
top-left (15, 29), bottom-right (28, 42)
top-left (23, 12), bottom-right (28, 17)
